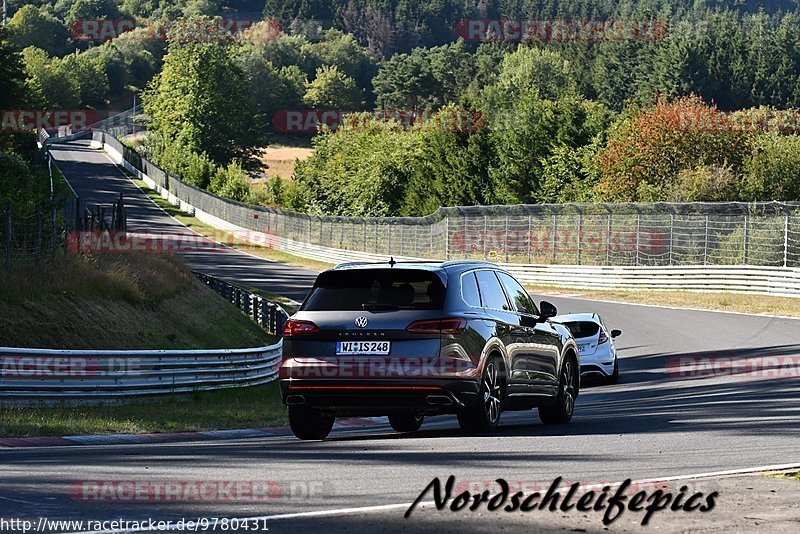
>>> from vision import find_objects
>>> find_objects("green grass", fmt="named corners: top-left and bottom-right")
top-left (764, 471), bottom-right (800, 480)
top-left (0, 253), bottom-right (274, 349)
top-left (0, 382), bottom-right (287, 437)
top-left (132, 177), bottom-right (333, 274)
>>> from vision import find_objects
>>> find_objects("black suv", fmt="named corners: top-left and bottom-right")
top-left (279, 260), bottom-right (579, 440)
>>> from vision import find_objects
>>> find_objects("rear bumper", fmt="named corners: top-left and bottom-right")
top-left (580, 363), bottom-right (614, 378)
top-left (279, 378), bottom-right (480, 416)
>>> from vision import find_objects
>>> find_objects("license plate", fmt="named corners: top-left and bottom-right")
top-left (336, 341), bottom-right (391, 355)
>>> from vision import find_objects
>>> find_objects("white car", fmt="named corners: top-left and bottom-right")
top-left (555, 313), bottom-right (621, 384)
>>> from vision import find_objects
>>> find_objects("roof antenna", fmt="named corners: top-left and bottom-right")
top-left (389, 256), bottom-right (396, 267)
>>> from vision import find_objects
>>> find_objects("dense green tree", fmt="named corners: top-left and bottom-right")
top-left (481, 47), bottom-right (609, 203)
top-left (290, 114), bottom-right (419, 216)
top-left (300, 29), bottom-right (377, 94)
top-left (0, 28), bottom-right (28, 112)
top-left (7, 5), bottom-right (70, 57)
top-left (142, 19), bottom-right (256, 164)
top-left (401, 105), bottom-right (494, 215)
top-left (373, 42), bottom-right (475, 110)
top-left (66, 0), bottom-right (121, 26)
top-left (21, 47), bottom-right (80, 108)
top-left (303, 65), bottom-right (363, 110)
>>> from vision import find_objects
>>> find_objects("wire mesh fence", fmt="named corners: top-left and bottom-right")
top-left (95, 130), bottom-right (800, 268)
top-left (1, 153), bottom-right (82, 270)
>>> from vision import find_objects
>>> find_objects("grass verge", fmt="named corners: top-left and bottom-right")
top-left (526, 285), bottom-right (800, 318)
top-left (131, 177), bottom-right (332, 275)
top-left (0, 382), bottom-right (287, 437)
top-left (0, 253), bottom-right (274, 349)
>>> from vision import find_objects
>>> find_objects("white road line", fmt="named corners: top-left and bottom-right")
top-left (0, 494), bottom-right (40, 505)
top-left (546, 294), bottom-right (800, 321)
top-left (67, 462), bottom-right (800, 534)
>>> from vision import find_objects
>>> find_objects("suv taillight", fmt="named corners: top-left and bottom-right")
top-left (598, 328), bottom-right (609, 344)
top-left (406, 318), bottom-right (467, 335)
top-left (283, 319), bottom-right (319, 337)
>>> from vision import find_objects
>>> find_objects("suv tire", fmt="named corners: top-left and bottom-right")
top-left (458, 357), bottom-right (503, 434)
top-left (389, 413), bottom-right (425, 432)
top-left (289, 406), bottom-right (335, 440)
top-left (539, 357), bottom-right (578, 425)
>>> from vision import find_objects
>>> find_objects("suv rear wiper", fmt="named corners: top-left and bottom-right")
top-left (362, 304), bottom-right (400, 310)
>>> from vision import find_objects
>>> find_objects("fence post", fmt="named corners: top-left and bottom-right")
top-left (4, 205), bottom-right (11, 271)
top-left (504, 216), bottom-right (509, 263)
top-left (785, 211), bottom-right (790, 268)
top-left (552, 214), bottom-right (558, 264)
top-left (34, 205), bottom-right (42, 259)
top-left (527, 215), bottom-right (532, 264)
top-left (576, 208), bottom-right (583, 266)
top-left (463, 215), bottom-right (468, 259)
top-left (743, 209), bottom-right (749, 265)
top-left (606, 212), bottom-right (612, 266)
top-left (50, 202), bottom-right (57, 254)
top-left (483, 215), bottom-right (488, 261)
top-left (635, 210), bottom-right (641, 266)
top-left (429, 223), bottom-right (434, 258)
top-left (703, 215), bottom-right (709, 265)
top-left (444, 216), bottom-right (450, 260)
top-left (669, 213), bottom-right (674, 266)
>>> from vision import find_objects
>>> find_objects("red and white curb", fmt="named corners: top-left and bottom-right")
top-left (0, 417), bottom-right (387, 448)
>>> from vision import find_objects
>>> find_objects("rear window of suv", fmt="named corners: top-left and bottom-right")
top-left (302, 269), bottom-right (446, 311)
top-left (563, 321), bottom-right (600, 338)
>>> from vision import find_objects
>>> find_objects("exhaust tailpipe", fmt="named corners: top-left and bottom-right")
top-left (285, 395), bottom-right (306, 405)
top-left (425, 395), bottom-right (454, 406)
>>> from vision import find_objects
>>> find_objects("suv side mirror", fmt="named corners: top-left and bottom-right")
top-left (611, 329), bottom-right (622, 338)
top-left (539, 300), bottom-right (557, 319)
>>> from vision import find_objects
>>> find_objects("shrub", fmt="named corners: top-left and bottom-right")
top-left (741, 133), bottom-right (800, 201)
top-left (596, 96), bottom-right (750, 202)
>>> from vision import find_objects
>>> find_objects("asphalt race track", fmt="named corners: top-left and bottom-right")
top-left (48, 140), bottom-right (318, 302)
top-left (1, 140), bottom-right (799, 532)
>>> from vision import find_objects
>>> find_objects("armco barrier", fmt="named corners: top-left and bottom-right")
top-left (194, 271), bottom-right (288, 335)
top-left (88, 130), bottom-right (800, 297)
top-left (502, 264), bottom-right (800, 297)
top-left (0, 343), bottom-right (282, 401)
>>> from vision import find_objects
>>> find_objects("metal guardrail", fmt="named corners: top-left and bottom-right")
top-left (194, 272), bottom-right (289, 336)
top-left (0, 344), bottom-right (282, 400)
top-left (502, 264), bottom-right (800, 297)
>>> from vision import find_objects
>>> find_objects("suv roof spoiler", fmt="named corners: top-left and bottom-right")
top-left (333, 258), bottom-right (496, 270)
